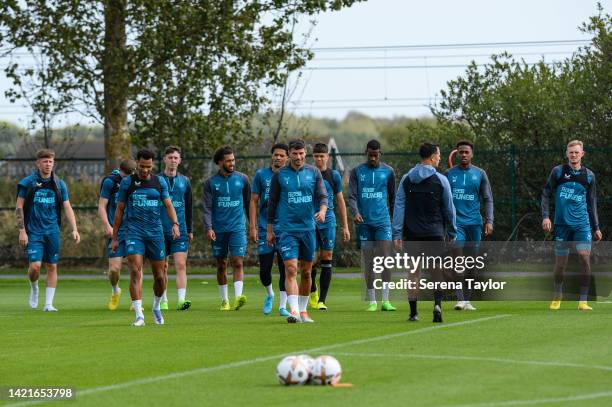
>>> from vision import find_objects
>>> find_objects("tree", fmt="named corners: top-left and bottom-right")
top-left (0, 0), bottom-right (361, 168)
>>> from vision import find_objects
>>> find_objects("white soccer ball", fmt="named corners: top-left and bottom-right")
top-left (297, 354), bottom-right (315, 382)
top-left (276, 355), bottom-right (310, 385)
top-left (312, 355), bottom-right (342, 385)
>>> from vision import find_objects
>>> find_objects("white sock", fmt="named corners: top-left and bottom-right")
top-left (132, 300), bottom-right (144, 319)
top-left (265, 284), bottom-right (274, 297)
top-left (382, 287), bottom-right (390, 302)
top-left (219, 284), bottom-right (228, 301)
top-left (30, 280), bottom-right (39, 293)
top-left (234, 281), bottom-right (243, 297)
top-left (153, 295), bottom-right (162, 311)
top-left (112, 284), bottom-right (119, 294)
top-left (287, 295), bottom-right (299, 314)
top-left (161, 290), bottom-right (168, 302)
top-left (298, 295), bottom-right (309, 313)
top-left (45, 287), bottom-right (55, 306)
top-left (279, 291), bottom-right (288, 308)
top-left (368, 288), bottom-right (376, 304)
top-left (178, 288), bottom-right (186, 302)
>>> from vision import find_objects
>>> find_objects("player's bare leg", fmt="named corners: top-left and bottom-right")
top-left (151, 260), bottom-right (167, 324)
top-left (231, 256), bottom-right (246, 310)
top-left (217, 258), bottom-right (230, 310)
top-left (298, 260), bottom-right (314, 322)
top-left (128, 254), bottom-right (145, 324)
top-left (28, 261), bottom-right (41, 309)
top-left (107, 257), bottom-right (122, 310)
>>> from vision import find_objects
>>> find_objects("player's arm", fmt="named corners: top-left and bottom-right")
top-left (15, 194), bottom-right (27, 248)
top-left (185, 180), bottom-right (193, 241)
top-left (266, 172), bottom-right (280, 245)
top-left (163, 197), bottom-right (180, 239)
top-left (541, 168), bottom-right (557, 232)
top-left (439, 174), bottom-right (457, 240)
top-left (111, 201), bottom-right (124, 251)
top-left (98, 197), bottom-right (113, 237)
top-left (314, 169), bottom-right (328, 223)
top-left (387, 168), bottom-right (396, 218)
top-left (249, 193), bottom-right (260, 243)
top-left (392, 174), bottom-right (408, 248)
top-left (587, 171), bottom-right (602, 241)
top-left (336, 191), bottom-right (350, 242)
top-left (60, 182), bottom-right (80, 243)
top-left (202, 178), bottom-right (215, 241)
top-left (160, 177), bottom-right (179, 239)
top-left (348, 168), bottom-right (362, 224)
top-left (480, 169), bottom-right (494, 236)
top-left (242, 174), bottom-right (251, 227)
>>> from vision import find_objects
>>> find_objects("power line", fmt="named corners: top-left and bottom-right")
top-left (310, 39), bottom-right (590, 52)
top-left (302, 61), bottom-right (557, 71)
top-left (289, 104), bottom-right (430, 110)
top-left (312, 51), bottom-right (575, 62)
top-left (287, 97), bottom-right (433, 104)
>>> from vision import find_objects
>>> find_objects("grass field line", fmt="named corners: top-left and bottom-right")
top-left (446, 390), bottom-right (612, 406)
top-left (332, 352), bottom-right (612, 372)
top-left (4, 314), bottom-right (509, 406)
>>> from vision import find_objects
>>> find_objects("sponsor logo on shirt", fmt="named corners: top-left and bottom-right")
top-left (288, 191), bottom-right (312, 204)
top-left (217, 196), bottom-right (240, 207)
top-left (559, 186), bottom-right (584, 202)
top-left (453, 188), bottom-right (475, 201)
top-left (132, 194), bottom-right (160, 207)
top-left (361, 187), bottom-right (382, 199)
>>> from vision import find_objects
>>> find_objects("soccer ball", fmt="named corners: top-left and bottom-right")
top-left (297, 354), bottom-right (315, 382)
top-left (276, 356), bottom-right (310, 385)
top-left (311, 355), bottom-right (342, 385)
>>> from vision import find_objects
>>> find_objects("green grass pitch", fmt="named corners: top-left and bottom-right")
top-left (1, 277), bottom-right (611, 406)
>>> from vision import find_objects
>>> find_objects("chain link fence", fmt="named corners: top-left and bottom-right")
top-left (0, 146), bottom-right (610, 266)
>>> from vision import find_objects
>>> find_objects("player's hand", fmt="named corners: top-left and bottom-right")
top-left (353, 214), bottom-right (364, 224)
top-left (394, 239), bottom-right (402, 250)
top-left (105, 224), bottom-right (113, 238)
top-left (172, 224), bottom-right (180, 240)
top-left (18, 229), bottom-right (28, 248)
top-left (484, 223), bottom-right (493, 237)
top-left (593, 229), bottom-right (603, 241)
top-left (342, 226), bottom-right (350, 242)
top-left (72, 230), bottom-right (81, 244)
top-left (206, 229), bottom-right (216, 241)
top-left (188, 232), bottom-right (193, 243)
top-left (315, 210), bottom-right (326, 223)
top-left (111, 238), bottom-right (118, 252)
top-left (266, 230), bottom-right (276, 247)
top-left (542, 218), bottom-right (552, 232)
top-left (249, 226), bottom-right (258, 243)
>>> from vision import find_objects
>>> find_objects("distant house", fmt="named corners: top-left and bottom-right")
top-left (2, 139), bottom-right (106, 183)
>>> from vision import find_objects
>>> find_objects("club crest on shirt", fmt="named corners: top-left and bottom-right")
top-left (283, 176), bottom-right (290, 185)
top-left (359, 174), bottom-right (365, 182)
top-left (451, 176), bottom-right (457, 183)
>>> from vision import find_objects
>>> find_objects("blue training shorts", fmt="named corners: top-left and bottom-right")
top-left (316, 224), bottom-right (336, 251)
top-left (277, 230), bottom-right (316, 262)
top-left (554, 224), bottom-right (592, 256)
top-left (27, 232), bottom-right (60, 264)
top-left (164, 234), bottom-right (189, 255)
top-left (212, 230), bottom-right (247, 259)
top-left (107, 238), bottom-right (127, 258)
top-left (126, 237), bottom-right (166, 261)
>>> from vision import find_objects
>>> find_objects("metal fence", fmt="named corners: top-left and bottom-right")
top-left (0, 145), bottom-right (610, 266)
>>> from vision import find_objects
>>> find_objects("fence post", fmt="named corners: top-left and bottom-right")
top-left (510, 144), bottom-right (517, 240)
top-left (331, 147), bottom-right (337, 170)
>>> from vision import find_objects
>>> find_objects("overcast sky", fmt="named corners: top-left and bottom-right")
top-left (0, 0), bottom-right (608, 127)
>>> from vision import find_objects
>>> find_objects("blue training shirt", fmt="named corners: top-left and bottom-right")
top-left (17, 171), bottom-right (69, 235)
top-left (446, 165), bottom-right (494, 226)
top-left (100, 169), bottom-right (128, 239)
top-left (251, 166), bottom-right (275, 232)
top-left (541, 164), bottom-right (599, 229)
top-left (203, 171), bottom-right (250, 233)
top-left (117, 174), bottom-right (170, 239)
top-left (316, 168), bottom-right (343, 228)
top-left (348, 163), bottom-right (396, 227)
top-left (267, 164), bottom-right (328, 232)
top-left (160, 173), bottom-right (192, 237)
